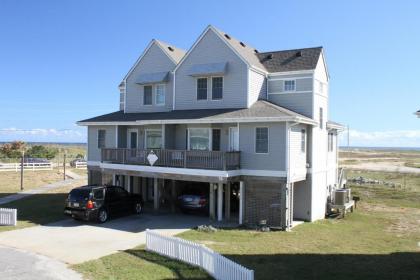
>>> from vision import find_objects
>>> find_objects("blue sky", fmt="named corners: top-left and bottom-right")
top-left (0, 0), bottom-right (419, 146)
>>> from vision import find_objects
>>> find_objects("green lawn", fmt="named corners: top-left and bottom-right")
top-left (73, 174), bottom-right (420, 280)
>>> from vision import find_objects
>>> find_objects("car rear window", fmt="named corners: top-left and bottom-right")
top-left (69, 189), bottom-right (90, 201)
top-left (93, 188), bottom-right (104, 199)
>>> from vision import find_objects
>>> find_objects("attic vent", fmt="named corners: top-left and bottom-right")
top-left (266, 54), bottom-right (273, 60)
top-left (296, 51), bottom-right (302, 57)
top-left (254, 49), bottom-right (259, 53)
top-left (168, 46), bottom-right (174, 52)
top-left (224, 34), bottom-right (231, 40)
top-left (239, 41), bottom-right (246, 47)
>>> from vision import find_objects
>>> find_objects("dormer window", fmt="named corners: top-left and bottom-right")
top-left (197, 78), bottom-right (208, 100)
top-left (284, 80), bottom-right (296, 92)
top-left (143, 85), bottom-right (152, 105)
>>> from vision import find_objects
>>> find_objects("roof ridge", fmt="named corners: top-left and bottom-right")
top-left (257, 46), bottom-right (323, 54)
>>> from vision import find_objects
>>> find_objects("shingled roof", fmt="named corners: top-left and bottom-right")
top-left (78, 100), bottom-right (316, 125)
top-left (154, 39), bottom-right (186, 64)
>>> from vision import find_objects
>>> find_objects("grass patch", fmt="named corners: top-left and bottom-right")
top-left (347, 170), bottom-right (420, 192)
top-left (69, 168), bottom-right (87, 177)
top-left (0, 169), bottom-right (65, 196)
top-left (73, 246), bottom-right (210, 280)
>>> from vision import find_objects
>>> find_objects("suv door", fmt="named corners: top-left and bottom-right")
top-left (105, 188), bottom-right (122, 215)
top-left (114, 187), bottom-right (131, 213)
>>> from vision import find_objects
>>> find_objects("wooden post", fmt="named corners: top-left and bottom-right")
top-left (217, 183), bottom-right (223, 222)
top-left (63, 153), bottom-right (66, 180)
top-left (171, 180), bottom-right (177, 213)
top-left (239, 181), bottom-right (244, 225)
top-left (153, 178), bottom-right (159, 211)
top-left (20, 151), bottom-right (24, 191)
top-left (209, 183), bottom-right (215, 220)
top-left (225, 182), bottom-right (231, 220)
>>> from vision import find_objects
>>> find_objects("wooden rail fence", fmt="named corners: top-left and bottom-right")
top-left (146, 230), bottom-right (254, 280)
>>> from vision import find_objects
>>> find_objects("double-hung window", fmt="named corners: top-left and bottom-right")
top-left (255, 127), bottom-right (269, 153)
top-left (197, 78), bottom-right (208, 100)
top-left (301, 129), bottom-right (306, 153)
top-left (155, 84), bottom-right (165, 105)
top-left (97, 130), bottom-right (106, 149)
top-left (189, 128), bottom-right (210, 151)
top-left (212, 77), bottom-right (223, 99)
top-left (145, 130), bottom-right (162, 149)
top-left (143, 85), bottom-right (152, 105)
top-left (284, 80), bottom-right (296, 92)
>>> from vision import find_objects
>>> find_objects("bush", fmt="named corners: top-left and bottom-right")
top-left (26, 145), bottom-right (58, 160)
top-left (0, 141), bottom-right (26, 158)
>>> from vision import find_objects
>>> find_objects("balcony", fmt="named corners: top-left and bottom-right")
top-left (101, 148), bottom-right (241, 171)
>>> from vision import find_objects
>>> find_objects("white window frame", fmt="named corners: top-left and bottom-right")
top-left (211, 76), bottom-right (224, 100)
top-left (127, 128), bottom-right (139, 149)
top-left (143, 85), bottom-right (153, 106)
top-left (283, 79), bottom-right (296, 92)
top-left (255, 127), bottom-right (269, 154)
top-left (187, 128), bottom-right (212, 151)
top-left (155, 84), bottom-right (165, 106)
top-left (144, 129), bottom-right (163, 149)
top-left (97, 129), bottom-right (106, 149)
top-left (196, 77), bottom-right (208, 101)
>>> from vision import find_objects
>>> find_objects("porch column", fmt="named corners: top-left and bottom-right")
top-left (209, 183), bottom-right (215, 220)
top-left (171, 180), bottom-right (177, 213)
top-left (153, 178), bottom-right (159, 211)
top-left (239, 181), bottom-right (244, 225)
top-left (217, 183), bottom-right (223, 222)
top-left (141, 177), bottom-right (147, 202)
top-left (224, 182), bottom-right (231, 220)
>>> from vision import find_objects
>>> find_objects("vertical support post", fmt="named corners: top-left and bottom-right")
top-left (225, 182), bottom-right (231, 220)
top-left (153, 178), bottom-right (159, 211)
top-left (171, 180), bottom-right (177, 213)
top-left (20, 151), bottom-right (24, 191)
top-left (142, 177), bottom-right (148, 202)
top-left (217, 182), bottom-right (223, 222)
top-left (63, 153), bottom-right (66, 180)
top-left (209, 183), bottom-right (215, 220)
top-left (239, 181), bottom-right (244, 225)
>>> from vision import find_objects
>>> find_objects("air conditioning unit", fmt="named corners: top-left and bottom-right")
top-left (334, 189), bottom-right (351, 205)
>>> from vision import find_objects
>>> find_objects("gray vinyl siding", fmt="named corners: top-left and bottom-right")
top-left (248, 69), bottom-right (266, 106)
top-left (239, 122), bottom-right (286, 171)
top-left (268, 92), bottom-right (313, 118)
top-left (174, 29), bottom-right (248, 110)
top-left (125, 43), bottom-right (175, 113)
top-left (87, 126), bottom-right (116, 161)
top-left (267, 78), bottom-right (312, 93)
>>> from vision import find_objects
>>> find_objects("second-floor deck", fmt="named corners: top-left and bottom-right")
top-left (101, 148), bottom-right (241, 171)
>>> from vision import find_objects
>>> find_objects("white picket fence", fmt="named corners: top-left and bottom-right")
top-left (0, 162), bottom-right (53, 172)
top-left (0, 208), bottom-right (17, 226)
top-left (75, 161), bottom-right (87, 169)
top-left (146, 230), bottom-right (254, 280)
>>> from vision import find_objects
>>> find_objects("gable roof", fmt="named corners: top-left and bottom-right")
top-left (78, 100), bottom-right (316, 126)
top-left (256, 47), bottom-right (323, 73)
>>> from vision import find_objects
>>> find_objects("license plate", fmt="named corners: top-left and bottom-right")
top-left (64, 210), bottom-right (72, 214)
top-left (73, 202), bottom-right (79, 207)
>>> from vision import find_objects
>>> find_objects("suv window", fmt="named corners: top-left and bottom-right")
top-left (69, 189), bottom-right (90, 201)
top-left (115, 187), bottom-right (128, 199)
top-left (92, 188), bottom-right (104, 200)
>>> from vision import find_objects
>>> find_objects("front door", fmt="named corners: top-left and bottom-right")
top-left (127, 129), bottom-right (138, 149)
top-left (229, 127), bottom-right (239, 151)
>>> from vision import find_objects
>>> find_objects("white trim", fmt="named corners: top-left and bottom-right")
top-left (268, 91), bottom-right (312, 95)
top-left (90, 161), bottom-right (287, 178)
top-left (144, 128), bottom-right (163, 149)
top-left (127, 128), bottom-right (139, 149)
top-left (268, 76), bottom-right (312, 81)
top-left (115, 126), bottom-right (118, 148)
top-left (78, 116), bottom-right (318, 126)
top-left (122, 40), bottom-right (155, 86)
top-left (254, 126), bottom-right (269, 154)
top-left (239, 181), bottom-right (244, 225)
top-left (268, 69), bottom-right (314, 76)
top-left (172, 71), bottom-right (176, 110)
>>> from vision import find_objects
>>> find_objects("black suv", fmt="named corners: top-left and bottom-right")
top-left (64, 185), bottom-right (143, 223)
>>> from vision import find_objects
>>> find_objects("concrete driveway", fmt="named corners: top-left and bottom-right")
top-left (0, 213), bottom-right (208, 264)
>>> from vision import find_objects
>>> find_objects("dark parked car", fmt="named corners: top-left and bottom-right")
top-left (177, 186), bottom-right (209, 214)
top-left (64, 185), bottom-right (143, 223)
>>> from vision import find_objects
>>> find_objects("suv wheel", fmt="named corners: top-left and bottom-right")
top-left (98, 208), bottom-right (108, 223)
top-left (134, 202), bottom-right (142, 214)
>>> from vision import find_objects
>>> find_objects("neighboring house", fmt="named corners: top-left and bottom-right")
top-left (78, 25), bottom-right (344, 230)
top-left (416, 110), bottom-right (420, 117)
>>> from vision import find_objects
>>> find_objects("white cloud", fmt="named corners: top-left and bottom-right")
top-left (0, 128), bottom-right (86, 143)
top-left (339, 129), bottom-right (420, 147)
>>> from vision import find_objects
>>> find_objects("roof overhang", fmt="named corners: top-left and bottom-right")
top-left (187, 62), bottom-right (227, 77)
top-left (78, 116), bottom-right (317, 127)
top-left (136, 71), bottom-right (169, 85)
top-left (327, 121), bottom-right (346, 131)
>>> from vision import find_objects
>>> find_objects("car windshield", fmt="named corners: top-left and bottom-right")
top-left (68, 189), bottom-right (90, 201)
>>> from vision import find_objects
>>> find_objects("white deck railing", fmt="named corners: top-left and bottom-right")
top-left (146, 230), bottom-right (254, 280)
top-left (0, 208), bottom-right (17, 226)
top-left (0, 162), bottom-right (53, 172)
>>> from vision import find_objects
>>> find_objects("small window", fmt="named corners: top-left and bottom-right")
top-left (255, 127), bottom-right (269, 153)
top-left (284, 80), bottom-right (296, 91)
top-left (212, 129), bottom-right (221, 151)
top-left (155, 84), bottom-right (165, 105)
top-left (143, 85), bottom-right (152, 105)
top-left (319, 108), bottom-right (324, 129)
top-left (212, 77), bottom-right (223, 100)
top-left (93, 188), bottom-right (104, 200)
top-left (301, 129), bottom-right (306, 153)
top-left (328, 133), bottom-right (334, 152)
top-left (145, 130), bottom-right (162, 149)
top-left (197, 78), bottom-right (208, 100)
top-left (98, 130), bottom-right (106, 148)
